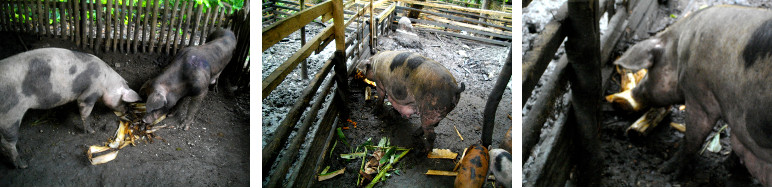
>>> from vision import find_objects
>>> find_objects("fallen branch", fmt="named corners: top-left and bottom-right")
top-left (454, 125), bottom-right (464, 141)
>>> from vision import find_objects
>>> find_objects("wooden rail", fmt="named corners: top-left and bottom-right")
top-left (261, 0), bottom-right (350, 186)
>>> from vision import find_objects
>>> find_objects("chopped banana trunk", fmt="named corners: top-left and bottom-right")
top-left (428, 149), bottom-right (458, 159)
top-left (152, 114), bottom-right (167, 125)
top-left (670, 122), bottom-right (686, 132)
top-left (606, 90), bottom-right (642, 111)
top-left (108, 121), bottom-right (128, 148)
top-left (626, 107), bottom-right (669, 136)
top-left (365, 87), bottom-right (372, 101)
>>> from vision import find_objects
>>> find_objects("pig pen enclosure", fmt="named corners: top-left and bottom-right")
top-left (0, 0), bottom-right (250, 186)
top-left (261, 0), bottom-right (512, 187)
top-left (523, 0), bottom-right (768, 186)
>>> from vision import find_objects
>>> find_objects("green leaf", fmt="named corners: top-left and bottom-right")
top-left (321, 166), bottom-right (330, 174)
top-left (706, 133), bottom-right (721, 153)
top-left (340, 152), bottom-right (366, 159)
top-left (670, 14), bottom-right (677, 19)
top-left (336, 127), bottom-right (350, 148)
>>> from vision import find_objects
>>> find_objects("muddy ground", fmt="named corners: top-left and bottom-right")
top-left (0, 32), bottom-right (249, 186)
top-left (262, 23), bottom-right (512, 186)
top-left (524, 0), bottom-right (768, 186)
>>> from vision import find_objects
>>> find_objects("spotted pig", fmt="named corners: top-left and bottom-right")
top-left (0, 48), bottom-right (141, 169)
top-left (357, 51), bottom-right (465, 153)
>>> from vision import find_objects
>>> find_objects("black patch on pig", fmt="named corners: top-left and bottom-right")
top-left (494, 152), bottom-right (511, 172)
top-left (390, 52), bottom-right (412, 71)
top-left (746, 106), bottom-right (772, 148)
top-left (84, 92), bottom-right (100, 105)
top-left (72, 62), bottom-right (100, 93)
top-left (71, 50), bottom-right (93, 62)
top-left (743, 19), bottom-right (772, 68)
top-left (470, 155), bottom-right (483, 167)
top-left (22, 58), bottom-right (61, 108)
top-left (392, 85), bottom-right (408, 100)
top-left (69, 66), bottom-right (76, 75)
top-left (0, 84), bottom-right (19, 113)
top-left (406, 56), bottom-right (424, 70)
top-left (468, 166), bottom-right (476, 180)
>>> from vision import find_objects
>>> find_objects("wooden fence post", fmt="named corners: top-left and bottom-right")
top-left (332, 0), bottom-right (349, 119)
top-left (189, 3), bottom-right (203, 46)
top-left (566, 0), bottom-right (602, 186)
top-left (96, 0), bottom-right (103, 52)
top-left (482, 46), bottom-right (512, 147)
top-left (299, 0), bottom-right (308, 80)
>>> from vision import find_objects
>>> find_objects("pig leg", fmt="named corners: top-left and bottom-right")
top-left (77, 93), bottom-right (100, 134)
top-left (373, 86), bottom-right (386, 114)
top-left (0, 117), bottom-right (27, 169)
top-left (660, 98), bottom-right (719, 175)
top-left (209, 72), bottom-right (222, 93)
top-left (182, 94), bottom-right (206, 130)
top-left (419, 122), bottom-right (438, 154)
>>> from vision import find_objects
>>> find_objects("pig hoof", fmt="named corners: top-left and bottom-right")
top-left (15, 160), bottom-right (28, 169)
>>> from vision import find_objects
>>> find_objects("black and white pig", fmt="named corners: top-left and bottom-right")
top-left (140, 29), bottom-right (236, 130)
top-left (357, 51), bottom-right (465, 153)
top-left (614, 5), bottom-right (772, 185)
top-left (0, 48), bottom-right (141, 169)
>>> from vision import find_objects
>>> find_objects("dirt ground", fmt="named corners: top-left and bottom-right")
top-left (262, 24), bottom-right (512, 186)
top-left (0, 32), bottom-right (249, 186)
top-left (524, 0), bottom-right (767, 186)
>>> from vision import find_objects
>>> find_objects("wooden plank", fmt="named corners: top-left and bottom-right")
top-left (263, 25), bottom-right (333, 98)
top-left (435, 8), bottom-right (509, 23)
top-left (405, 16), bottom-right (511, 39)
top-left (395, 6), bottom-right (510, 31)
top-left (188, 4), bottom-right (202, 46)
top-left (395, 0), bottom-right (509, 17)
top-left (522, 54), bottom-right (569, 164)
top-left (332, 0), bottom-right (344, 50)
top-left (523, 91), bottom-right (573, 186)
top-left (265, 55), bottom-right (336, 187)
top-left (274, 4), bottom-right (299, 11)
top-left (262, 0), bottom-right (332, 51)
top-left (293, 96), bottom-right (339, 188)
top-left (414, 27), bottom-right (509, 46)
top-left (522, 3), bottom-right (567, 104)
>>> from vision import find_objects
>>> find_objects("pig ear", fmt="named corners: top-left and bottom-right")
top-left (615, 38), bottom-right (663, 70)
top-left (121, 87), bottom-right (141, 102)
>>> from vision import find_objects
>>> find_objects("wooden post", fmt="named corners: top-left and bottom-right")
top-left (88, 0), bottom-right (94, 48)
top-left (406, 0), bottom-right (424, 19)
top-left (138, 0), bottom-right (148, 52)
top-left (299, 0), bottom-right (308, 80)
top-left (80, 0), bottom-right (86, 46)
top-left (482, 46), bottom-right (511, 147)
top-left (159, 0), bottom-right (171, 51)
top-left (565, 0), bottom-right (602, 186)
top-left (478, 0), bottom-right (489, 26)
top-left (132, 0), bottom-right (142, 53)
top-left (369, 0), bottom-right (374, 54)
top-left (198, 5), bottom-right (213, 45)
top-left (74, 0), bottom-right (80, 46)
top-left (120, 0), bottom-right (127, 52)
top-left (149, 0), bottom-right (159, 52)
top-left (332, 0), bottom-right (350, 119)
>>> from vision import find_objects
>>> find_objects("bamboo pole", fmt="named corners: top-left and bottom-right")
top-left (89, 0), bottom-right (95, 48)
top-left (189, 3), bottom-right (202, 46)
top-left (158, 0), bottom-right (170, 51)
top-left (173, 0), bottom-right (188, 52)
top-left (96, 0), bottom-right (102, 52)
top-left (148, 0), bottom-right (159, 52)
top-left (140, 0), bottom-right (151, 52)
top-left (198, 5), bottom-right (213, 45)
top-left (165, 0), bottom-right (180, 54)
top-left (133, 0), bottom-right (144, 52)
top-left (105, 0), bottom-right (112, 50)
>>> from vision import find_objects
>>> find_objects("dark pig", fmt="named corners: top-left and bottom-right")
top-left (357, 51), bottom-right (465, 153)
top-left (0, 48), bottom-right (141, 168)
top-left (140, 29), bottom-right (236, 130)
top-left (614, 5), bottom-right (772, 185)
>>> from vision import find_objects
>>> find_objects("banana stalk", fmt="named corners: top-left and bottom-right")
top-left (626, 107), bottom-right (669, 136)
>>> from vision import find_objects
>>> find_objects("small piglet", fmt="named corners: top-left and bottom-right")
top-left (140, 29), bottom-right (236, 130)
top-left (357, 51), bottom-right (465, 153)
top-left (0, 48), bottom-right (141, 169)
